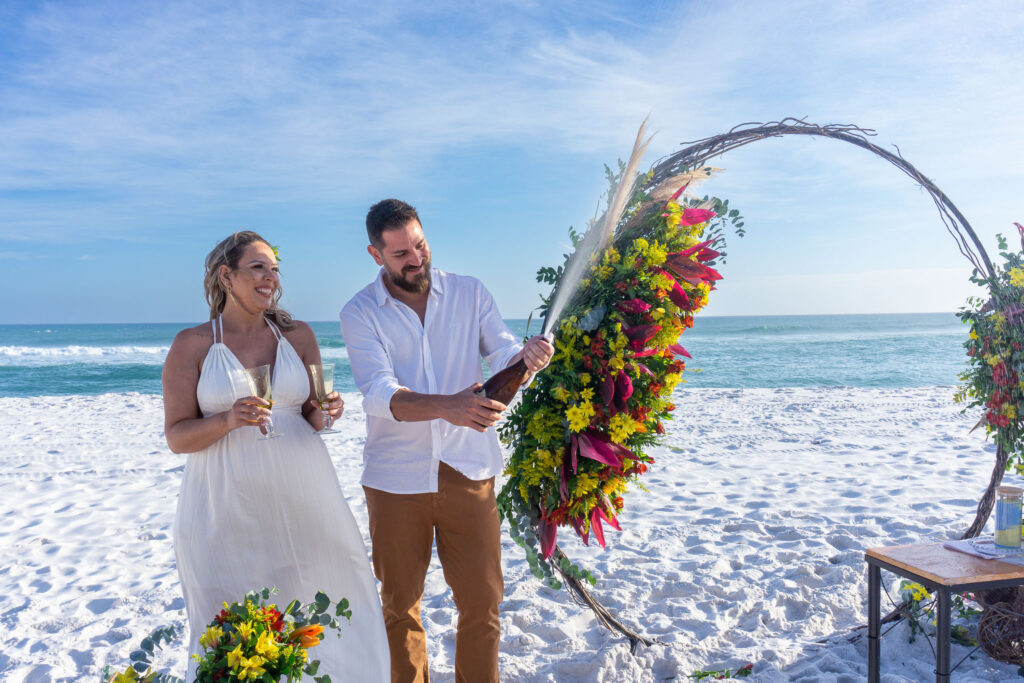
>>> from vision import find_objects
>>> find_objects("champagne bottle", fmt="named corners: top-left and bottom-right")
top-left (478, 358), bottom-right (531, 406)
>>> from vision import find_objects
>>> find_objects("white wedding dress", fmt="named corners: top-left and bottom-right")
top-left (174, 316), bottom-right (389, 682)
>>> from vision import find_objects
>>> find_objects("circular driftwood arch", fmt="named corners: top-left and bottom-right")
top-left (648, 118), bottom-right (1006, 540)
top-left (564, 119), bottom-right (1010, 651)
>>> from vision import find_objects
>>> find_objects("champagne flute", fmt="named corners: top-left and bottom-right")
top-left (243, 364), bottom-right (280, 440)
top-left (309, 362), bottom-right (339, 434)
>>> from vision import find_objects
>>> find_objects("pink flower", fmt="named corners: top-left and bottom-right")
top-left (679, 208), bottom-right (716, 227)
top-left (616, 299), bottom-right (651, 314)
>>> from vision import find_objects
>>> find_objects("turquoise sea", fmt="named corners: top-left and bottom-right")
top-left (0, 313), bottom-right (968, 398)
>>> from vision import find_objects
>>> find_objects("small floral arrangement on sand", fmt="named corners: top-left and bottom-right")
top-left (498, 157), bottom-right (742, 587)
top-left (193, 587), bottom-right (349, 683)
top-left (957, 224), bottom-right (1024, 471)
top-left (103, 587), bottom-right (350, 683)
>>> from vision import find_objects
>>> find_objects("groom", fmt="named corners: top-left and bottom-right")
top-left (340, 198), bottom-right (553, 683)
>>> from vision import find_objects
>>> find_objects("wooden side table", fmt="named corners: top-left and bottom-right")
top-left (865, 542), bottom-right (1024, 682)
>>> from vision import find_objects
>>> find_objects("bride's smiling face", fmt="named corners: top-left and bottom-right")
top-left (220, 241), bottom-right (280, 312)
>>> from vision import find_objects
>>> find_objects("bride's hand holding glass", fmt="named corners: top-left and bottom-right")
top-left (225, 396), bottom-right (271, 431)
top-left (312, 391), bottom-right (344, 433)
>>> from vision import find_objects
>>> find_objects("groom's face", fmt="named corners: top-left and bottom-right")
top-left (369, 219), bottom-right (432, 294)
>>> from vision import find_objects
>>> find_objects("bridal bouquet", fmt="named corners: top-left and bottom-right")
top-left (192, 587), bottom-right (350, 683)
top-left (498, 152), bottom-right (742, 588)
top-left (102, 588), bottom-right (350, 683)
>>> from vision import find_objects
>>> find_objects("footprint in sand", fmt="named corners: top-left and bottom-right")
top-left (86, 597), bottom-right (116, 614)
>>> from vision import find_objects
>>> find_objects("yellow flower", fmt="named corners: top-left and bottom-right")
top-left (255, 630), bottom-right (280, 661)
top-left (238, 655), bottom-right (267, 681)
top-left (566, 402), bottom-right (595, 432)
top-left (650, 271), bottom-right (675, 292)
top-left (573, 473), bottom-right (601, 498)
top-left (580, 387), bottom-right (595, 402)
top-left (552, 385), bottom-right (571, 403)
top-left (226, 644), bottom-right (244, 669)
top-left (608, 355), bottom-right (625, 373)
top-left (236, 621), bottom-right (255, 642)
top-left (1005, 404), bottom-right (1017, 419)
top-left (608, 412), bottom-right (638, 444)
top-left (1010, 267), bottom-right (1024, 289)
top-left (580, 373), bottom-right (591, 385)
top-left (525, 407), bottom-right (563, 446)
top-left (199, 625), bottom-right (224, 649)
top-left (663, 372), bottom-right (683, 395)
top-left (969, 330), bottom-right (978, 340)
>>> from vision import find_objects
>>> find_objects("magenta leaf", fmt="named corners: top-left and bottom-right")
top-left (571, 515), bottom-right (590, 546)
top-left (616, 298), bottom-right (652, 314)
top-left (590, 506), bottom-right (606, 548)
top-left (538, 515), bottom-right (557, 559)
top-left (679, 207), bottom-right (716, 226)
top-left (669, 343), bottom-right (691, 358)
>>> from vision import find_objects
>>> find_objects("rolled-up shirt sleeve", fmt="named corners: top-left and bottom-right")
top-left (477, 281), bottom-right (522, 372)
top-left (340, 302), bottom-right (403, 422)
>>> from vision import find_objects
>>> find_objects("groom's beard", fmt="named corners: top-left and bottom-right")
top-left (386, 255), bottom-right (432, 294)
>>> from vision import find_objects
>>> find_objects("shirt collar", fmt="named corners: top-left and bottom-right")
top-left (372, 267), bottom-right (444, 307)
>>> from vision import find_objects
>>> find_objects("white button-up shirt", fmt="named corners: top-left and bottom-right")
top-left (340, 268), bottom-right (522, 494)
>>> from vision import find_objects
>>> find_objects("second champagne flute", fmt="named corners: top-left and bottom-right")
top-left (243, 364), bottom-right (280, 440)
top-left (309, 362), bottom-right (339, 434)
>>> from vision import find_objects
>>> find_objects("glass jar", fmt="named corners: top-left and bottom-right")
top-left (995, 485), bottom-right (1023, 549)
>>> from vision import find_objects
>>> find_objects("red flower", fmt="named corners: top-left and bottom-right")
top-left (623, 324), bottom-right (661, 351)
top-left (993, 361), bottom-right (1016, 387)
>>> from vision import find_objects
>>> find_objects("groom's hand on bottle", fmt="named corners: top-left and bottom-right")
top-left (442, 384), bottom-right (506, 432)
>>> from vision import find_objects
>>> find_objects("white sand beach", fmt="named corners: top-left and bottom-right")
top-left (2, 386), bottom-right (1022, 682)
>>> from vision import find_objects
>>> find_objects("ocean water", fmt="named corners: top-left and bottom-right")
top-left (0, 313), bottom-right (967, 398)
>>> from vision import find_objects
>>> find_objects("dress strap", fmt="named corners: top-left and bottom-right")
top-left (212, 315), bottom-right (223, 344)
top-left (265, 317), bottom-right (283, 341)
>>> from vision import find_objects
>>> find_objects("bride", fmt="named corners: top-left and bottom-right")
top-left (162, 231), bottom-right (389, 681)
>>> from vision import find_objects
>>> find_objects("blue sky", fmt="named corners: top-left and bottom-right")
top-left (0, 0), bottom-right (1021, 324)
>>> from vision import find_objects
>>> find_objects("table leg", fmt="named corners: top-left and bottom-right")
top-left (935, 587), bottom-right (951, 683)
top-left (868, 563), bottom-right (880, 683)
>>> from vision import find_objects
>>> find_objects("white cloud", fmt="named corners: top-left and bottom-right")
top-left (0, 0), bottom-right (1020, 262)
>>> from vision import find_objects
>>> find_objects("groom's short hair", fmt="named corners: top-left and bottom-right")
top-left (366, 199), bottom-right (420, 247)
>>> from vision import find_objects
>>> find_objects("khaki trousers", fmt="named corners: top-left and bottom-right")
top-left (364, 462), bottom-right (503, 683)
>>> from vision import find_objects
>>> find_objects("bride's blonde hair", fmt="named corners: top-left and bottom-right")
top-left (203, 231), bottom-right (294, 329)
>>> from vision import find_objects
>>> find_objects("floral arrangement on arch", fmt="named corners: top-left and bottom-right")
top-left (957, 223), bottom-right (1024, 472)
top-left (497, 161), bottom-right (743, 587)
